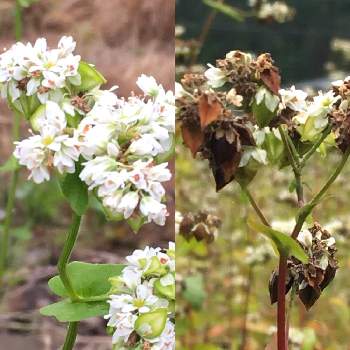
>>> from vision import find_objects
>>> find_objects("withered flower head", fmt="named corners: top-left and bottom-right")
top-left (177, 50), bottom-right (282, 190)
top-left (269, 223), bottom-right (338, 310)
top-left (202, 116), bottom-right (255, 191)
top-left (254, 53), bottom-right (281, 95)
top-left (181, 73), bottom-right (206, 91)
top-left (179, 211), bottom-right (221, 243)
top-left (329, 79), bottom-right (350, 153)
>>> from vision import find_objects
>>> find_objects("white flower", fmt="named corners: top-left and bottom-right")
top-left (79, 156), bottom-right (117, 189)
top-left (175, 82), bottom-right (186, 98)
top-left (14, 135), bottom-right (50, 183)
top-left (279, 86), bottom-right (307, 112)
top-left (151, 321), bottom-right (175, 350)
top-left (51, 135), bottom-right (80, 174)
top-left (126, 246), bottom-right (160, 270)
top-left (239, 147), bottom-right (267, 167)
top-left (109, 283), bottom-right (161, 315)
top-left (32, 101), bottom-right (67, 137)
top-left (297, 229), bottom-right (313, 249)
top-left (129, 134), bottom-right (164, 156)
top-left (14, 132), bottom-right (80, 182)
top-left (106, 244), bottom-right (174, 348)
top-left (117, 191), bottom-right (140, 219)
top-left (226, 88), bottom-right (243, 107)
top-left (0, 36), bottom-right (81, 103)
top-left (107, 312), bottom-right (137, 344)
top-left (137, 74), bottom-right (162, 97)
top-left (140, 196), bottom-right (168, 226)
top-left (121, 267), bottom-right (142, 290)
top-left (294, 91), bottom-right (340, 142)
top-left (204, 64), bottom-right (227, 88)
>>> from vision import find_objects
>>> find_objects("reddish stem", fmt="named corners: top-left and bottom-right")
top-left (277, 256), bottom-right (288, 350)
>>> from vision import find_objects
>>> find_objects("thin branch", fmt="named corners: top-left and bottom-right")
top-left (292, 146), bottom-right (350, 238)
top-left (242, 186), bottom-right (270, 226)
top-left (300, 125), bottom-right (332, 168)
top-left (278, 126), bottom-right (300, 175)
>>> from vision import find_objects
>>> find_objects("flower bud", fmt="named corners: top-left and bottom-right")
top-left (134, 308), bottom-right (168, 339)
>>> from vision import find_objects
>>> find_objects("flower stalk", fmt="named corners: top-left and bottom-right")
top-left (62, 322), bottom-right (78, 350)
top-left (14, 0), bottom-right (23, 41)
top-left (57, 212), bottom-right (82, 301)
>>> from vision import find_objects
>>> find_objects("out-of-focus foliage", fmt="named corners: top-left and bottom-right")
top-left (176, 2), bottom-right (350, 348)
top-left (176, 137), bottom-right (350, 349)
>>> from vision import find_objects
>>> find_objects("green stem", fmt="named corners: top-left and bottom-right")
top-left (57, 212), bottom-right (82, 301)
top-left (278, 126), bottom-right (300, 175)
top-left (285, 132), bottom-right (300, 168)
top-left (294, 171), bottom-right (304, 208)
top-left (14, 0), bottom-right (23, 41)
top-left (0, 113), bottom-right (21, 282)
top-left (62, 322), bottom-right (78, 350)
top-left (300, 125), bottom-right (332, 169)
top-left (292, 146), bottom-right (350, 238)
top-left (241, 186), bottom-right (270, 226)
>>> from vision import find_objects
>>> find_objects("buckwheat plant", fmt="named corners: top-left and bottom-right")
top-left (0, 36), bottom-right (174, 349)
top-left (176, 50), bottom-right (350, 349)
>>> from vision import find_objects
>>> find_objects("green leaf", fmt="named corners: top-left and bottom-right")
top-left (247, 217), bottom-right (308, 262)
top-left (78, 61), bottom-right (107, 92)
top-left (48, 261), bottom-right (125, 298)
top-left (40, 299), bottom-right (108, 322)
top-left (203, 0), bottom-right (244, 21)
top-left (235, 160), bottom-right (259, 187)
top-left (183, 274), bottom-right (206, 310)
top-left (0, 156), bottom-right (20, 173)
top-left (60, 167), bottom-right (89, 216)
top-left (127, 215), bottom-right (147, 233)
top-left (252, 99), bottom-right (276, 128)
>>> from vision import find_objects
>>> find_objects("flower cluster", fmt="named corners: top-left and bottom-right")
top-left (176, 50), bottom-right (350, 192)
top-left (248, 0), bottom-right (295, 23)
top-left (269, 223), bottom-right (338, 310)
top-left (105, 243), bottom-right (175, 350)
top-left (0, 37), bottom-right (174, 227)
top-left (177, 211), bottom-right (221, 243)
top-left (176, 50), bottom-right (281, 191)
top-left (0, 36), bottom-right (80, 105)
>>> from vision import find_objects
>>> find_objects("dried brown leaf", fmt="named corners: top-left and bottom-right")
top-left (181, 123), bottom-right (204, 157)
top-left (261, 67), bottom-right (281, 95)
top-left (198, 94), bottom-right (223, 129)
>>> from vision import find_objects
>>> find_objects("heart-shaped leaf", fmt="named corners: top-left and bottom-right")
top-left (247, 217), bottom-right (308, 262)
top-left (49, 261), bottom-right (125, 298)
top-left (48, 262), bottom-right (125, 298)
top-left (40, 299), bottom-right (108, 322)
